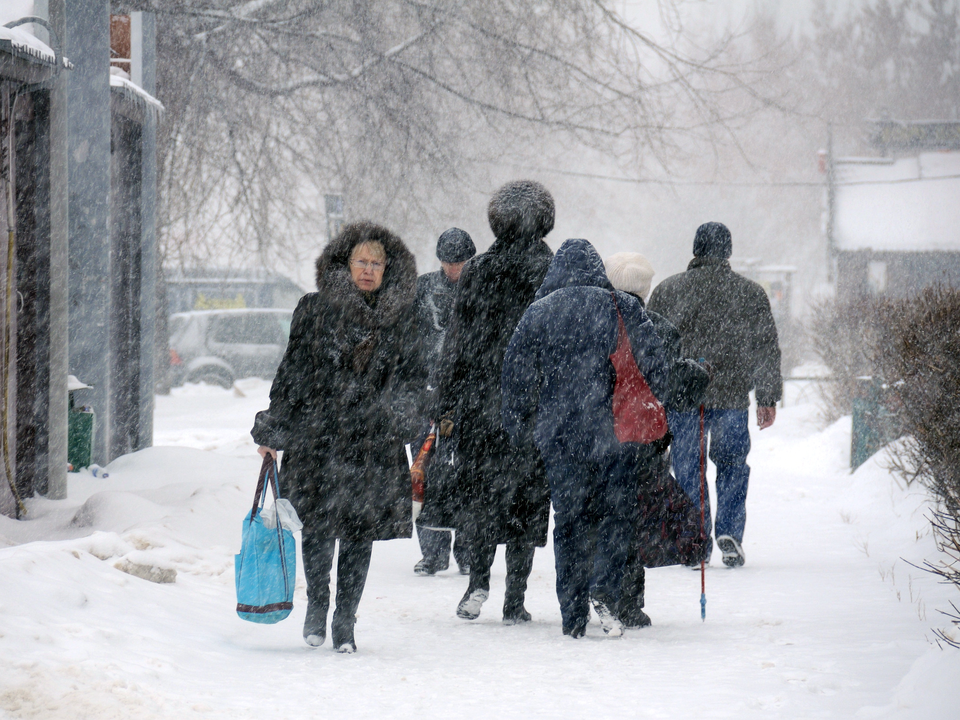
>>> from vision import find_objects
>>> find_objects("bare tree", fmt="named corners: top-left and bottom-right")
top-left (806, 0), bottom-right (960, 152)
top-left (115, 0), bottom-right (776, 269)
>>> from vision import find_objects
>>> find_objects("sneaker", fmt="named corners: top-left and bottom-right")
top-left (335, 641), bottom-right (357, 654)
top-left (716, 535), bottom-right (745, 568)
top-left (502, 607), bottom-right (532, 625)
top-left (456, 589), bottom-right (489, 620)
top-left (590, 597), bottom-right (624, 637)
top-left (414, 558), bottom-right (437, 576)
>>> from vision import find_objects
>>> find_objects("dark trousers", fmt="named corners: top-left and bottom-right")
top-left (618, 447), bottom-right (665, 620)
top-left (669, 409), bottom-right (751, 548)
top-left (466, 538), bottom-right (535, 614)
top-left (544, 450), bottom-right (639, 631)
top-left (417, 526), bottom-right (469, 569)
top-left (301, 523), bottom-right (372, 642)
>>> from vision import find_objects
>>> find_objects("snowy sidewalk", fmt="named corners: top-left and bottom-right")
top-left (0, 379), bottom-right (958, 719)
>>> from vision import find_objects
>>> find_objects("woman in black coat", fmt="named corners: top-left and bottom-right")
top-left (433, 180), bottom-right (554, 624)
top-left (252, 222), bottom-right (424, 653)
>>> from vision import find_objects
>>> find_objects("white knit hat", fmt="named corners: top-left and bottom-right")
top-left (605, 252), bottom-right (655, 301)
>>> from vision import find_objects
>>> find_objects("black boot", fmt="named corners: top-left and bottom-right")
top-left (502, 542), bottom-right (535, 625)
top-left (301, 532), bottom-right (335, 647)
top-left (303, 600), bottom-right (328, 646)
top-left (331, 615), bottom-right (356, 654)
top-left (331, 539), bottom-right (371, 654)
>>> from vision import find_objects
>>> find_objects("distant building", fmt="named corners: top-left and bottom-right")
top-left (830, 121), bottom-right (960, 303)
top-left (730, 260), bottom-right (798, 372)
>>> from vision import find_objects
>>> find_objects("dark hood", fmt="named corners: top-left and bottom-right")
top-left (535, 238), bottom-right (614, 301)
top-left (314, 221), bottom-right (418, 329)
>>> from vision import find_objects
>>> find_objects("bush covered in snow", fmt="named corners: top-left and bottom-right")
top-left (813, 285), bottom-right (960, 646)
top-left (876, 286), bottom-right (960, 646)
top-left (809, 294), bottom-right (896, 422)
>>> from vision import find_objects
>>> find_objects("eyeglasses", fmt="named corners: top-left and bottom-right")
top-left (350, 259), bottom-right (385, 272)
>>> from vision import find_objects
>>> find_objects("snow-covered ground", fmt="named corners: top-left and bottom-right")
top-left (1, 378), bottom-right (958, 719)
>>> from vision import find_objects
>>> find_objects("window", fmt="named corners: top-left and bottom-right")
top-left (867, 261), bottom-right (887, 294)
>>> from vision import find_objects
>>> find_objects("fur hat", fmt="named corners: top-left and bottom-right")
top-left (436, 227), bottom-right (476, 263)
top-left (605, 252), bottom-right (656, 301)
top-left (693, 222), bottom-right (732, 260)
top-left (487, 180), bottom-right (555, 244)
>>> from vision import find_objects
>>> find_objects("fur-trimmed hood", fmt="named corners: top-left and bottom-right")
top-left (314, 221), bottom-right (418, 329)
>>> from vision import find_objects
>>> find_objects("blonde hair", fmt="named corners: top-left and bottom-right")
top-left (350, 241), bottom-right (386, 263)
top-left (605, 252), bottom-right (655, 301)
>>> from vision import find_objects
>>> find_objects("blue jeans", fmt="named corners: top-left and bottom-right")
top-left (543, 450), bottom-right (639, 631)
top-left (668, 409), bottom-right (751, 551)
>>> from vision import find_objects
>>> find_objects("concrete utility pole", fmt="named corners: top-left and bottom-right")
top-left (65, 1), bottom-right (111, 464)
top-left (131, 10), bottom-right (156, 451)
top-left (46, 0), bottom-right (69, 498)
top-left (826, 123), bottom-right (836, 284)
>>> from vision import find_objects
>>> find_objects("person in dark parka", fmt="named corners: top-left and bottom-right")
top-left (605, 251), bottom-right (709, 628)
top-left (433, 180), bottom-right (555, 625)
top-left (252, 221), bottom-right (425, 653)
top-left (412, 227), bottom-right (476, 576)
top-left (502, 238), bottom-right (692, 637)
top-left (647, 222), bottom-right (782, 568)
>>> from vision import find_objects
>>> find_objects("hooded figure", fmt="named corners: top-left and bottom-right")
top-left (502, 238), bottom-right (675, 637)
top-left (433, 180), bottom-right (555, 625)
top-left (647, 221), bottom-right (782, 569)
top-left (252, 221), bottom-right (425, 653)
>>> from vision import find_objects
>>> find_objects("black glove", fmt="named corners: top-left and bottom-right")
top-left (651, 429), bottom-right (673, 456)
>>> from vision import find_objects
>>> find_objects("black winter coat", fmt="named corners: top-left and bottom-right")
top-left (434, 234), bottom-right (553, 546)
top-left (647, 256), bottom-right (782, 410)
top-left (251, 224), bottom-right (425, 541)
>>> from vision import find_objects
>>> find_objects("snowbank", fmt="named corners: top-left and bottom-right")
top-left (0, 379), bottom-right (958, 719)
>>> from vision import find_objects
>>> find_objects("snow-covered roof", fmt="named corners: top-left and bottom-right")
top-left (0, 25), bottom-right (55, 65)
top-left (834, 151), bottom-right (960, 253)
top-left (110, 74), bottom-right (164, 119)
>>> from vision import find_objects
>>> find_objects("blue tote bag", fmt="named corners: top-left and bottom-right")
top-left (235, 457), bottom-right (297, 623)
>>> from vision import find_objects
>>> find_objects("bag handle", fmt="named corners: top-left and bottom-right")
top-left (250, 455), bottom-right (281, 525)
top-left (247, 456), bottom-right (291, 598)
top-left (611, 291), bottom-right (628, 346)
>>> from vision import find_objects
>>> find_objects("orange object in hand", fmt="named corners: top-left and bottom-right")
top-left (410, 426), bottom-right (436, 504)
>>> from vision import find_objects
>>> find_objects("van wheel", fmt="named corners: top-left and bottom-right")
top-left (190, 368), bottom-right (234, 389)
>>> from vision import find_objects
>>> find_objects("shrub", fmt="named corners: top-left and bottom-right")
top-left (809, 294), bottom-right (896, 423)
top-left (813, 286), bottom-right (960, 645)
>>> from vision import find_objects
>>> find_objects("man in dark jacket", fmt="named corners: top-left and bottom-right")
top-left (412, 227), bottom-right (476, 576)
top-left (647, 222), bottom-right (782, 568)
top-left (502, 239), bottom-right (703, 637)
top-left (433, 180), bottom-right (555, 625)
